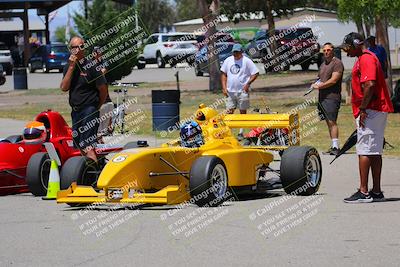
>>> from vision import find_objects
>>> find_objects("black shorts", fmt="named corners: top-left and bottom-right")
top-left (318, 98), bottom-right (340, 121)
top-left (71, 105), bottom-right (99, 151)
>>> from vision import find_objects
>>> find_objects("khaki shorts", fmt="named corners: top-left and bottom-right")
top-left (226, 91), bottom-right (250, 110)
top-left (356, 109), bottom-right (388, 155)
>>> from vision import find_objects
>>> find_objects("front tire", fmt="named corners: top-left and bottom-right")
top-left (60, 156), bottom-right (99, 189)
top-left (156, 52), bottom-right (165, 68)
top-left (189, 156), bottom-right (228, 207)
top-left (280, 146), bottom-right (322, 195)
top-left (26, 152), bottom-right (51, 196)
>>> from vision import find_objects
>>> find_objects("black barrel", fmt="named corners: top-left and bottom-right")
top-left (13, 67), bottom-right (28, 90)
top-left (152, 90), bottom-right (180, 131)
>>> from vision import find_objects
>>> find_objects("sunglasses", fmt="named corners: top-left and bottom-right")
top-left (323, 48), bottom-right (333, 52)
top-left (70, 44), bottom-right (85, 50)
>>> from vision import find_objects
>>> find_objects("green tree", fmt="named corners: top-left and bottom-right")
top-left (176, 0), bottom-right (200, 21)
top-left (137, 0), bottom-right (176, 33)
top-left (338, 0), bottom-right (400, 94)
top-left (221, 0), bottom-right (304, 71)
top-left (73, 0), bottom-right (139, 83)
top-left (54, 26), bottom-right (77, 44)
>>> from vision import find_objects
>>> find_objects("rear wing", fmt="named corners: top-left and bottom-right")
top-left (223, 113), bottom-right (300, 146)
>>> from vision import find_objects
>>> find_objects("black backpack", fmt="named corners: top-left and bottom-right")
top-left (392, 79), bottom-right (400, 113)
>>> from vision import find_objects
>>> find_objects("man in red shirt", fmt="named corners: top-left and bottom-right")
top-left (339, 32), bottom-right (393, 203)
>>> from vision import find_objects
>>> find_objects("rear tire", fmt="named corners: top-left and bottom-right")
top-left (60, 156), bottom-right (99, 189)
top-left (195, 66), bottom-right (204, 76)
top-left (189, 156), bottom-right (228, 207)
top-left (300, 62), bottom-right (310, 71)
top-left (28, 63), bottom-right (35, 73)
top-left (42, 63), bottom-right (49, 73)
top-left (26, 152), bottom-right (51, 196)
top-left (280, 146), bottom-right (322, 195)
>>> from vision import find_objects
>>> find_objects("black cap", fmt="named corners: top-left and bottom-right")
top-left (338, 32), bottom-right (364, 49)
top-left (366, 35), bottom-right (376, 40)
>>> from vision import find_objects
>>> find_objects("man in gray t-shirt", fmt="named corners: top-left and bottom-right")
top-left (311, 43), bottom-right (344, 155)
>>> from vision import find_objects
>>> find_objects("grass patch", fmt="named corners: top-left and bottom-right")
top-left (20, 88), bottom-right (64, 96)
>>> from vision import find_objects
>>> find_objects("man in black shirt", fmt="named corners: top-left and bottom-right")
top-left (60, 37), bottom-right (108, 162)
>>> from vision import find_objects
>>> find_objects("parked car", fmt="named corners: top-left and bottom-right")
top-left (194, 42), bottom-right (236, 76)
top-left (28, 43), bottom-right (69, 73)
top-left (138, 32), bottom-right (198, 69)
top-left (194, 31), bottom-right (237, 76)
top-left (195, 31), bottom-right (235, 48)
top-left (0, 42), bottom-right (13, 75)
top-left (246, 27), bottom-right (322, 72)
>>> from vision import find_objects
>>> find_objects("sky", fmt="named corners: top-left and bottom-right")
top-left (28, 0), bottom-right (81, 33)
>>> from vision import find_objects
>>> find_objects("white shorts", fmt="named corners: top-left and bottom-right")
top-left (356, 109), bottom-right (388, 155)
top-left (226, 91), bottom-right (250, 110)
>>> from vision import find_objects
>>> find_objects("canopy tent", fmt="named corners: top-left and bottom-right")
top-left (0, 0), bottom-right (72, 66)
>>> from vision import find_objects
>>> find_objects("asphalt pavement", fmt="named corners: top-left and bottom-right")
top-left (1, 118), bottom-right (400, 266)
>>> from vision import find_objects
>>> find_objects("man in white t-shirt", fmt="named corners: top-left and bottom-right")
top-left (220, 43), bottom-right (259, 139)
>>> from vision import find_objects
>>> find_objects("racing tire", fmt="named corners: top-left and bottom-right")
top-left (58, 68), bottom-right (63, 73)
top-left (137, 62), bottom-right (146, 69)
top-left (156, 52), bottom-right (165, 68)
top-left (189, 156), bottom-right (228, 207)
top-left (280, 146), bottom-right (322, 196)
top-left (26, 152), bottom-right (52, 196)
top-left (60, 156), bottom-right (99, 190)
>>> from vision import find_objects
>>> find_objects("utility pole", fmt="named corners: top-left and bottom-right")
top-left (132, 0), bottom-right (138, 30)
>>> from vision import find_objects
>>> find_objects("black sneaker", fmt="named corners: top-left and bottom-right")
top-left (329, 147), bottom-right (340, 156)
top-left (344, 190), bottom-right (373, 203)
top-left (323, 147), bottom-right (339, 155)
top-left (369, 190), bottom-right (385, 201)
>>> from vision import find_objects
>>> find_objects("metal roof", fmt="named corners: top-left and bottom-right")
top-left (0, 0), bottom-right (71, 12)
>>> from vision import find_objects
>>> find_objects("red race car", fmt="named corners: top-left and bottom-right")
top-left (0, 110), bottom-right (133, 196)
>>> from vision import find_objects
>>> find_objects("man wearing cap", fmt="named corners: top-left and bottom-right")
top-left (60, 37), bottom-right (108, 162)
top-left (366, 36), bottom-right (388, 79)
top-left (221, 43), bottom-right (259, 139)
top-left (339, 32), bottom-right (393, 203)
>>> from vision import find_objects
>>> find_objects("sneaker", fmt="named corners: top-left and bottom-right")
top-left (329, 147), bottom-right (340, 156)
top-left (323, 147), bottom-right (339, 155)
top-left (344, 190), bottom-right (373, 203)
top-left (369, 190), bottom-right (385, 201)
top-left (237, 133), bottom-right (244, 141)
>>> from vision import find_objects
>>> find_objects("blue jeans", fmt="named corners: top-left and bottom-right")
top-left (71, 105), bottom-right (99, 151)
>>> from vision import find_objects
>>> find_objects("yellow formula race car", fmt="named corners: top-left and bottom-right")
top-left (57, 104), bottom-right (322, 207)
